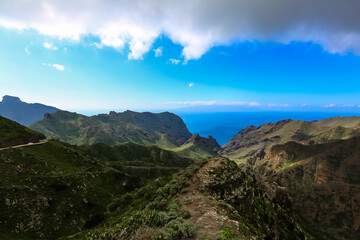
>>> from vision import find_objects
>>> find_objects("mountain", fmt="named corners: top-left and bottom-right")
top-left (0, 119), bottom-right (193, 239)
top-left (221, 117), bottom-right (360, 162)
top-left (252, 137), bottom-right (360, 239)
top-left (30, 110), bottom-right (192, 147)
top-left (0, 95), bottom-right (59, 126)
top-left (0, 115), bottom-right (45, 148)
top-left (64, 157), bottom-right (320, 240)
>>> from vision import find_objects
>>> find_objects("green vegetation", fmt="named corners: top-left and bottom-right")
top-left (0, 115), bottom-right (44, 147)
top-left (205, 160), bottom-right (307, 240)
top-left (64, 161), bottom-right (205, 239)
top-left (30, 110), bottom-right (192, 147)
top-left (0, 136), bottom-right (194, 239)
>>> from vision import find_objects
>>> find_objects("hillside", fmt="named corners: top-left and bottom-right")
top-left (0, 95), bottom-right (59, 126)
top-left (64, 157), bottom-right (320, 240)
top-left (0, 115), bottom-right (45, 148)
top-left (30, 110), bottom-right (192, 147)
top-left (0, 116), bottom-right (195, 239)
top-left (221, 117), bottom-right (360, 162)
top-left (251, 137), bottom-right (360, 240)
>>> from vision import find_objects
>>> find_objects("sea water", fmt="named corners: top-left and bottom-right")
top-left (176, 112), bottom-right (360, 145)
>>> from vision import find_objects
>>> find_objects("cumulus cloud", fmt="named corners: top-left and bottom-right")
top-left (171, 101), bottom-right (261, 106)
top-left (154, 47), bottom-right (163, 57)
top-left (188, 83), bottom-right (194, 87)
top-left (1, 0), bottom-right (360, 60)
top-left (43, 42), bottom-right (58, 50)
top-left (42, 63), bottom-right (64, 71)
top-left (169, 58), bottom-right (180, 65)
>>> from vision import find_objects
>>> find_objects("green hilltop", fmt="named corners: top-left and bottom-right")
top-left (30, 110), bottom-right (192, 148)
top-left (0, 115), bottom-right (45, 148)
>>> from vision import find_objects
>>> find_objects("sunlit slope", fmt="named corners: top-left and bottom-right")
top-left (30, 110), bottom-right (192, 147)
top-left (222, 117), bottom-right (360, 161)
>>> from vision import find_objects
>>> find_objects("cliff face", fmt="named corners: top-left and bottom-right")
top-left (221, 117), bottom-right (360, 161)
top-left (184, 133), bottom-right (221, 154)
top-left (252, 137), bottom-right (360, 240)
top-left (0, 95), bottom-right (59, 126)
top-left (30, 110), bottom-right (192, 147)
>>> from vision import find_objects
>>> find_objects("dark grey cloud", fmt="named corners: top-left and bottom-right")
top-left (1, 0), bottom-right (359, 59)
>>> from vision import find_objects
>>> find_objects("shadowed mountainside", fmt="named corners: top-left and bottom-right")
top-left (64, 157), bottom-right (321, 240)
top-left (0, 96), bottom-right (59, 126)
top-left (0, 116), bottom-right (194, 239)
top-left (0, 115), bottom-right (45, 148)
top-left (251, 137), bottom-right (360, 239)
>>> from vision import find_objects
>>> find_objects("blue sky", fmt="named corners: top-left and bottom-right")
top-left (1, 0), bottom-right (360, 113)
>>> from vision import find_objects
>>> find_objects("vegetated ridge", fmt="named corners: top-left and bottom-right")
top-left (30, 110), bottom-right (192, 148)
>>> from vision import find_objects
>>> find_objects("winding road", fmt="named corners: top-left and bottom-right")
top-left (0, 139), bottom-right (48, 151)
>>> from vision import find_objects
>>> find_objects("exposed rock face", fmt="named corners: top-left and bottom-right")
top-left (252, 137), bottom-right (360, 240)
top-left (221, 117), bottom-right (360, 161)
top-left (30, 110), bottom-right (192, 147)
top-left (0, 95), bottom-right (59, 126)
top-left (184, 134), bottom-right (221, 154)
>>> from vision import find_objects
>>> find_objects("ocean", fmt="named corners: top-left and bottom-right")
top-left (176, 112), bottom-right (360, 145)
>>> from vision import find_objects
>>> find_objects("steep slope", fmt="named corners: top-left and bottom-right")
top-left (171, 134), bottom-right (222, 159)
top-left (81, 142), bottom-right (194, 178)
top-left (30, 110), bottom-right (192, 147)
top-left (0, 95), bottom-right (59, 126)
top-left (222, 117), bottom-right (360, 162)
top-left (251, 137), bottom-right (360, 240)
top-left (66, 157), bottom-right (322, 240)
top-left (0, 118), bottom-right (194, 240)
top-left (0, 115), bottom-right (45, 148)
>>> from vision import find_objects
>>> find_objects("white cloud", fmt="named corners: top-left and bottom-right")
top-left (324, 104), bottom-right (335, 108)
top-left (342, 104), bottom-right (354, 107)
top-left (169, 58), bottom-right (180, 65)
top-left (42, 63), bottom-right (64, 71)
top-left (300, 104), bottom-right (307, 107)
top-left (43, 42), bottom-right (58, 50)
top-left (188, 83), bottom-right (194, 87)
top-left (2, 1), bottom-right (360, 60)
top-left (268, 103), bottom-right (290, 107)
top-left (24, 47), bottom-right (30, 55)
top-left (154, 47), bottom-right (163, 57)
top-left (171, 101), bottom-right (261, 106)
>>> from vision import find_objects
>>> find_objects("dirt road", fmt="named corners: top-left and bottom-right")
top-left (0, 139), bottom-right (48, 151)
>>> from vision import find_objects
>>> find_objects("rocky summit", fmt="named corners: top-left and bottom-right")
top-left (0, 96), bottom-right (59, 126)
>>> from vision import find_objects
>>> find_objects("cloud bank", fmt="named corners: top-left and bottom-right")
top-left (1, 0), bottom-right (360, 60)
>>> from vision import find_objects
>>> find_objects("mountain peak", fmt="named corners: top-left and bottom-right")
top-left (2, 95), bottom-right (21, 103)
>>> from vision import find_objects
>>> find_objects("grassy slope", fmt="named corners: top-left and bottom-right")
top-left (64, 158), bottom-right (321, 240)
top-left (29, 111), bottom-right (192, 148)
top-left (222, 117), bottom-right (360, 161)
top-left (0, 139), bottom-right (194, 240)
top-left (0, 116), bottom-right (45, 147)
top-left (253, 137), bottom-right (360, 239)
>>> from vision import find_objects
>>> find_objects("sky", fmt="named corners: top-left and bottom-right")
top-left (1, 0), bottom-right (360, 113)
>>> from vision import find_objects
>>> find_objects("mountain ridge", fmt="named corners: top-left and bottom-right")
top-left (0, 95), bottom-right (59, 126)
